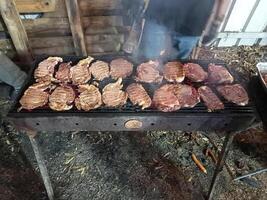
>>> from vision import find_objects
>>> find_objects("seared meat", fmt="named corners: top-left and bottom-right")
top-left (102, 78), bottom-right (128, 107)
top-left (49, 86), bottom-right (75, 111)
top-left (90, 61), bottom-right (110, 81)
top-left (135, 61), bottom-right (163, 84)
top-left (55, 62), bottom-right (72, 83)
top-left (163, 61), bottom-right (185, 83)
top-left (126, 83), bottom-right (151, 109)
top-left (110, 58), bottom-right (133, 79)
top-left (198, 86), bottom-right (224, 111)
top-left (208, 64), bottom-right (234, 84)
top-left (19, 82), bottom-right (51, 110)
top-left (217, 84), bottom-right (249, 106)
top-left (173, 84), bottom-right (200, 108)
top-left (153, 84), bottom-right (180, 112)
top-left (75, 84), bottom-right (102, 111)
top-left (184, 63), bottom-right (208, 82)
top-left (70, 57), bottom-right (94, 85)
top-left (34, 57), bottom-right (63, 82)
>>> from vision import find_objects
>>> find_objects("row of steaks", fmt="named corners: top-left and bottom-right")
top-left (19, 57), bottom-right (249, 112)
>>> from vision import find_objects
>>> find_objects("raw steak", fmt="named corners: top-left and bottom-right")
top-left (70, 57), bottom-right (94, 85)
top-left (217, 84), bottom-right (249, 106)
top-left (102, 78), bottom-right (128, 107)
top-left (49, 85), bottom-right (75, 111)
top-left (110, 58), bottom-right (133, 79)
top-left (135, 61), bottom-right (163, 84)
top-left (90, 61), bottom-right (110, 81)
top-left (173, 84), bottom-right (200, 108)
top-left (184, 63), bottom-right (208, 82)
top-left (153, 84), bottom-right (180, 112)
top-left (75, 84), bottom-right (102, 111)
top-left (126, 83), bottom-right (152, 109)
top-left (34, 57), bottom-right (63, 82)
top-left (198, 86), bottom-right (224, 111)
top-left (163, 61), bottom-right (185, 83)
top-left (208, 64), bottom-right (234, 84)
top-left (55, 62), bottom-right (72, 83)
top-left (19, 82), bottom-right (51, 110)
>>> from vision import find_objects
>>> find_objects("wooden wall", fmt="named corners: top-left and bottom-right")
top-left (0, 0), bottom-right (127, 58)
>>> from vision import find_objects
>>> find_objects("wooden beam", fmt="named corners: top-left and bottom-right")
top-left (0, 0), bottom-right (33, 63)
top-left (65, 0), bottom-right (87, 56)
top-left (15, 0), bottom-right (56, 13)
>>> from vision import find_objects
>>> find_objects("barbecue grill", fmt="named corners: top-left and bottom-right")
top-left (7, 55), bottom-right (258, 200)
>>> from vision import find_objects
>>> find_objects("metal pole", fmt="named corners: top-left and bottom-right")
top-left (207, 132), bottom-right (235, 200)
top-left (27, 131), bottom-right (54, 200)
top-left (234, 168), bottom-right (267, 181)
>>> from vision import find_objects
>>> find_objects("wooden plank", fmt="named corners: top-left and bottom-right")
top-left (22, 16), bottom-right (123, 34)
top-left (217, 32), bottom-right (267, 39)
top-left (0, 0), bottom-right (33, 62)
top-left (32, 42), bottom-right (122, 55)
top-left (43, 0), bottom-right (124, 18)
top-left (15, 0), bottom-right (56, 13)
top-left (79, 0), bottom-right (122, 11)
top-left (29, 37), bottom-right (73, 48)
top-left (65, 0), bottom-right (87, 56)
top-left (29, 35), bottom-right (124, 48)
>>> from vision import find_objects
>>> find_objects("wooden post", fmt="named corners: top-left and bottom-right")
top-left (0, 0), bottom-right (33, 63)
top-left (65, 0), bottom-right (87, 56)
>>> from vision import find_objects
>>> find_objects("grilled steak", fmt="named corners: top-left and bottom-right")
top-left (110, 58), bottom-right (133, 79)
top-left (75, 84), bottom-right (102, 111)
top-left (173, 84), bottom-right (200, 108)
top-left (126, 83), bottom-right (152, 109)
top-left (102, 78), bottom-right (128, 107)
top-left (208, 64), bottom-right (234, 84)
top-left (163, 61), bottom-right (185, 83)
top-left (198, 86), bottom-right (224, 111)
top-left (34, 57), bottom-right (63, 82)
top-left (19, 82), bottom-right (51, 110)
top-left (55, 62), bottom-right (72, 83)
top-left (184, 63), bottom-right (208, 82)
top-left (49, 85), bottom-right (75, 111)
top-left (135, 61), bottom-right (163, 84)
top-left (217, 84), bottom-right (249, 106)
top-left (90, 61), bottom-right (110, 81)
top-left (153, 84), bottom-right (180, 112)
top-left (70, 57), bottom-right (94, 85)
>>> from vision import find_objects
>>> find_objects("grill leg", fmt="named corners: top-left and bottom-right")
top-left (26, 131), bottom-right (54, 200)
top-left (207, 132), bottom-right (235, 200)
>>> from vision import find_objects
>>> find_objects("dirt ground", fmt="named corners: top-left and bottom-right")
top-left (0, 46), bottom-right (267, 200)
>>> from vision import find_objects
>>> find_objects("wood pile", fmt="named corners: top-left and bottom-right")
top-left (0, 0), bottom-right (127, 60)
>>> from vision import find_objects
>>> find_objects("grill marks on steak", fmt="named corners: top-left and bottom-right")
top-left (75, 84), bottom-right (102, 111)
top-left (173, 84), bottom-right (200, 108)
top-left (153, 84), bottom-right (180, 112)
top-left (163, 62), bottom-right (185, 83)
top-left (126, 83), bottom-right (152, 109)
top-left (19, 82), bottom-right (51, 110)
top-left (198, 86), bottom-right (224, 111)
top-left (217, 84), bottom-right (249, 106)
top-left (34, 57), bottom-right (63, 82)
top-left (110, 58), bottom-right (133, 79)
top-left (90, 61), bottom-right (110, 81)
top-left (55, 62), bottom-right (72, 83)
top-left (49, 86), bottom-right (75, 111)
top-left (208, 64), bottom-right (234, 84)
top-left (70, 57), bottom-right (94, 85)
top-left (135, 61), bottom-right (163, 83)
top-left (102, 78), bottom-right (128, 107)
top-left (184, 63), bottom-right (208, 82)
